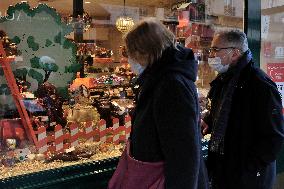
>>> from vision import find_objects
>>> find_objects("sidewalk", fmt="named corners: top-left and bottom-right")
top-left (274, 173), bottom-right (284, 189)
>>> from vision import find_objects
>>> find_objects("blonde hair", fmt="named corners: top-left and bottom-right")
top-left (124, 18), bottom-right (176, 65)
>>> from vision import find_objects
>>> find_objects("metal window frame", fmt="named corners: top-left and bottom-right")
top-left (244, 0), bottom-right (261, 67)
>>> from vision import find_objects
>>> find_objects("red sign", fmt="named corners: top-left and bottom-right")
top-left (267, 63), bottom-right (284, 82)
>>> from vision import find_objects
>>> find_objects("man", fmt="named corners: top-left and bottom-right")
top-left (202, 30), bottom-right (284, 189)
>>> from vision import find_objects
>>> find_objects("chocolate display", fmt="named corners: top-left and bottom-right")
top-left (95, 47), bottom-right (113, 58)
top-left (0, 142), bottom-right (123, 179)
top-left (67, 85), bottom-right (100, 124)
top-left (89, 83), bottom-right (135, 127)
top-left (94, 74), bottom-right (126, 86)
top-left (111, 99), bottom-right (135, 125)
top-left (36, 82), bottom-right (67, 130)
top-left (46, 142), bottom-right (115, 162)
top-left (77, 43), bottom-right (96, 56)
top-left (66, 104), bottom-right (99, 123)
top-left (46, 149), bottom-right (93, 162)
top-left (94, 98), bottom-right (112, 127)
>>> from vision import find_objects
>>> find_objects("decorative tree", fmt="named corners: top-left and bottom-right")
top-left (33, 56), bottom-right (59, 83)
top-left (0, 3), bottom-right (81, 99)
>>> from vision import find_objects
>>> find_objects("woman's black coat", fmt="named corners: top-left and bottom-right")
top-left (130, 46), bottom-right (209, 189)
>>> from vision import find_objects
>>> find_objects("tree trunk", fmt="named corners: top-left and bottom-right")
top-left (44, 70), bottom-right (51, 83)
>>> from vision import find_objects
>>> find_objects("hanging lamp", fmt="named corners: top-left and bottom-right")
top-left (115, 0), bottom-right (135, 33)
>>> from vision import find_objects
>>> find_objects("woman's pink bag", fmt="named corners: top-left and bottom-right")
top-left (108, 141), bottom-right (165, 189)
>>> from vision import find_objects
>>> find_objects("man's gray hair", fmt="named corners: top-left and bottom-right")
top-left (216, 30), bottom-right (249, 53)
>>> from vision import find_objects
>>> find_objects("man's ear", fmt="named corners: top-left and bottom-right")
top-left (232, 49), bottom-right (242, 62)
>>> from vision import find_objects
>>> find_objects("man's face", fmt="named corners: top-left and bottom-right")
top-left (209, 35), bottom-right (236, 66)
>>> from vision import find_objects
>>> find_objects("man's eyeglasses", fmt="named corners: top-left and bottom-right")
top-left (208, 47), bottom-right (237, 53)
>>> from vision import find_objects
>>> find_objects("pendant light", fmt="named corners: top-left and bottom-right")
top-left (115, 0), bottom-right (135, 33)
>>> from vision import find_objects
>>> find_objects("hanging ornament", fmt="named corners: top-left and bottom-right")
top-left (115, 0), bottom-right (135, 33)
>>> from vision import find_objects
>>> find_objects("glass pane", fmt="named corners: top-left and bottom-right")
top-left (0, 0), bottom-right (244, 180)
top-left (173, 0), bottom-right (244, 113)
top-left (176, 0), bottom-right (244, 96)
top-left (261, 2), bottom-right (284, 182)
top-left (261, 0), bottom-right (284, 107)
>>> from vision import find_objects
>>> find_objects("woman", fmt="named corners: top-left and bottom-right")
top-left (109, 18), bottom-right (208, 189)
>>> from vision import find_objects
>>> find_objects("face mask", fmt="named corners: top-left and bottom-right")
top-left (208, 57), bottom-right (229, 73)
top-left (128, 57), bottom-right (146, 75)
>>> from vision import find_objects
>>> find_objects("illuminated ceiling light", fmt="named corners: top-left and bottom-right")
top-left (115, 0), bottom-right (134, 33)
top-left (21, 1), bottom-right (28, 2)
top-left (116, 17), bottom-right (135, 33)
top-left (85, 1), bottom-right (91, 4)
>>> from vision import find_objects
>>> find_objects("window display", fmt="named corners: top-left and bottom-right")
top-left (0, 0), bottom-right (244, 187)
top-left (0, 3), bottom-right (131, 180)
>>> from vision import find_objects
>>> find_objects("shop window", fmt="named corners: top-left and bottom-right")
top-left (0, 0), bottom-right (244, 183)
top-left (174, 0), bottom-right (243, 114)
top-left (261, 0), bottom-right (284, 109)
top-left (261, 0), bottom-right (284, 182)
top-left (175, 0), bottom-right (243, 96)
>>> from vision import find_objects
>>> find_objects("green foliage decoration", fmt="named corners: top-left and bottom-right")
top-left (11, 36), bottom-right (21, 45)
top-left (45, 39), bottom-right (52, 47)
top-left (30, 56), bottom-right (40, 68)
top-left (0, 2), bottom-right (80, 99)
top-left (28, 69), bottom-right (43, 85)
top-left (27, 36), bottom-right (39, 51)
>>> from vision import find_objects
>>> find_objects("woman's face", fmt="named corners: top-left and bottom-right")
top-left (130, 52), bottom-right (149, 67)
top-left (128, 56), bottom-right (148, 75)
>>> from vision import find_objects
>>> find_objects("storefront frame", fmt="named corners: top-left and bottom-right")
top-left (245, 1), bottom-right (284, 188)
top-left (1, 0), bottom-right (283, 188)
top-left (244, 0), bottom-right (261, 67)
